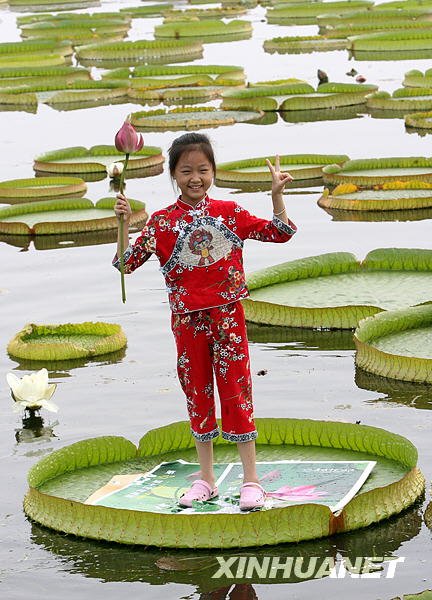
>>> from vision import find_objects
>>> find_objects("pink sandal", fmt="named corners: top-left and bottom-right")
top-left (240, 482), bottom-right (266, 511)
top-left (179, 479), bottom-right (218, 507)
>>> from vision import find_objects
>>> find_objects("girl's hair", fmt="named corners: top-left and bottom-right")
top-left (168, 133), bottom-right (216, 176)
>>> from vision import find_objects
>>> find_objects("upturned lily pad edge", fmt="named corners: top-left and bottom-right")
top-left (23, 418), bottom-right (424, 548)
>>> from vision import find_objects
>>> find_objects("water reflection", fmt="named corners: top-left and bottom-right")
top-left (0, 103), bottom-right (38, 115)
top-left (78, 52), bottom-right (204, 70)
top-left (9, 346), bottom-right (126, 375)
top-left (15, 413), bottom-right (58, 444)
top-left (355, 367), bottom-right (432, 411)
top-left (29, 501), bottom-right (422, 590)
top-left (320, 205), bottom-right (432, 223)
top-left (247, 323), bottom-right (355, 351)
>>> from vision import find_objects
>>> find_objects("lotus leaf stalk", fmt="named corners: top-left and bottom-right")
top-left (114, 116), bottom-right (144, 303)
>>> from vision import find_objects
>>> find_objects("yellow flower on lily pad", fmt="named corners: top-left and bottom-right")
top-left (6, 368), bottom-right (58, 413)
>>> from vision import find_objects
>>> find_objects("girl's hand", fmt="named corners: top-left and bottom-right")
top-left (114, 193), bottom-right (132, 222)
top-left (265, 155), bottom-right (293, 196)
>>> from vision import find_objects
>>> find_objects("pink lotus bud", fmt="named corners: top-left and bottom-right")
top-left (355, 75), bottom-right (366, 83)
top-left (114, 118), bottom-right (144, 154)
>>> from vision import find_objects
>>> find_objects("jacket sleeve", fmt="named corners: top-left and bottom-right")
top-left (112, 217), bottom-right (156, 274)
top-left (233, 203), bottom-right (297, 242)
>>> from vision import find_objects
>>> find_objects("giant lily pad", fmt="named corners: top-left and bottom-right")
top-left (267, 1), bottom-right (373, 25)
top-left (130, 107), bottom-right (262, 131)
top-left (8, 321), bottom-right (126, 361)
top-left (405, 110), bottom-right (432, 130)
top-left (319, 181), bottom-right (432, 211)
top-left (221, 82), bottom-right (376, 112)
top-left (367, 88), bottom-right (432, 111)
top-left (354, 304), bottom-right (432, 383)
top-left (34, 145), bottom-right (164, 175)
top-left (348, 29), bottom-right (432, 52)
top-left (404, 68), bottom-right (432, 88)
top-left (216, 154), bottom-right (349, 189)
top-left (323, 157), bottom-right (432, 185)
top-left (0, 197), bottom-right (147, 235)
top-left (264, 36), bottom-right (348, 54)
top-left (75, 40), bottom-right (203, 65)
top-left (154, 19), bottom-right (252, 41)
top-left (0, 176), bottom-right (86, 201)
top-left (243, 248), bottom-right (432, 329)
top-left (23, 418), bottom-right (424, 548)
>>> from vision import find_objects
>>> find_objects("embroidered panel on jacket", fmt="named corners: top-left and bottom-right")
top-left (113, 196), bottom-right (297, 313)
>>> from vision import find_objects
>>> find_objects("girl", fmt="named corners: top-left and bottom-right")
top-left (113, 133), bottom-right (297, 510)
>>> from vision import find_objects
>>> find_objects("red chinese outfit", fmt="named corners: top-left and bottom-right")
top-left (113, 195), bottom-right (297, 442)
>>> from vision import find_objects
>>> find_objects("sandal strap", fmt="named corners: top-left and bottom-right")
top-left (241, 482), bottom-right (265, 492)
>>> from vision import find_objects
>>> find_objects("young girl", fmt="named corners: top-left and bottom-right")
top-left (113, 133), bottom-right (297, 510)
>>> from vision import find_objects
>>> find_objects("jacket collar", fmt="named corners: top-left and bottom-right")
top-left (176, 195), bottom-right (209, 212)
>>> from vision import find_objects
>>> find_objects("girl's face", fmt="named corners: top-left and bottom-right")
top-left (173, 149), bottom-right (214, 206)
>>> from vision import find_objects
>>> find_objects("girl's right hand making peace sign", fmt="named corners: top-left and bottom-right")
top-left (114, 193), bottom-right (132, 222)
top-left (265, 155), bottom-right (293, 197)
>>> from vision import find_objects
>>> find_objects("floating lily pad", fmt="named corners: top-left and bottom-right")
top-left (75, 40), bottom-right (203, 65)
top-left (280, 105), bottom-right (365, 124)
top-left (8, 321), bottom-right (126, 362)
top-left (23, 418), bottom-right (424, 548)
top-left (0, 54), bottom-right (68, 69)
top-left (216, 154), bottom-right (349, 188)
top-left (323, 157), bottom-right (432, 185)
top-left (130, 107), bottom-right (262, 131)
top-left (354, 304), bottom-right (432, 383)
top-left (0, 39), bottom-right (73, 57)
top-left (102, 64), bottom-right (245, 87)
top-left (243, 248), bottom-right (432, 329)
top-left (34, 145), bottom-right (164, 174)
top-left (264, 36), bottom-right (348, 54)
top-left (319, 181), bottom-right (432, 211)
top-left (0, 197), bottom-right (147, 235)
top-left (221, 82), bottom-right (376, 112)
top-left (0, 176), bottom-right (86, 201)
top-left (348, 30), bottom-right (432, 52)
top-left (221, 82), bottom-right (315, 111)
top-left (405, 110), bottom-right (432, 130)
top-left (403, 68), bottom-right (432, 88)
top-left (154, 19), bottom-right (252, 41)
top-left (367, 88), bottom-right (432, 111)
top-left (162, 6), bottom-right (247, 19)
top-left (267, 0), bottom-right (373, 24)
top-left (128, 85), bottom-right (232, 105)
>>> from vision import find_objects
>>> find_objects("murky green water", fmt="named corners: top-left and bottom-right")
top-left (1, 1), bottom-right (432, 600)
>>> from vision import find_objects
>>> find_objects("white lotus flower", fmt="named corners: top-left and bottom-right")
top-left (107, 162), bottom-right (124, 178)
top-left (6, 368), bottom-right (58, 413)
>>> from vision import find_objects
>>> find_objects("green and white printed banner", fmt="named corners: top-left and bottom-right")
top-left (85, 459), bottom-right (375, 514)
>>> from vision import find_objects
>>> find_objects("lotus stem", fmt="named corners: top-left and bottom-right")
top-left (118, 153), bottom-right (129, 304)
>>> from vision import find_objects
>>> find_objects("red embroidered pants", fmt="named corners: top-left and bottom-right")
top-left (171, 301), bottom-right (257, 442)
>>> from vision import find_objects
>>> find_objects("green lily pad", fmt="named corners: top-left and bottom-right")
top-left (216, 154), bottom-right (349, 188)
top-left (0, 197), bottom-right (147, 235)
top-left (130, 107), bottom-right (262, 131)
top-left (8, 321), bottom-right (127, 361)
top-left (367, 88), bottom-right (432, 111)
top-left (323, 157), bottom-right (432, 185)
top-left (354, 304), bottom-right (432, 383)
top-left (319, 182), bottom-right (432, 211)
top-left (75, 39), bottom-right (203, 65)
top-left (243, 248), bottom-right (432, 329)
top-left (154, 19), bottom-right (252, 40)
top-left (405, 110), bottom-right (432, 130)
top-left (264, 36), bottom-right (348, 54)
top-left (349, 29), bottom-right (432, 52)
top-left (34, 145), bottom-right (164, 174)
top-left (0, 176), bottom-right (87, 200)
top-left (267, 0), bottom-right (373, 24)
top-left (23, 418), bottom-right (424, 548)
top-left (404, 68), bottom-right (432, 88)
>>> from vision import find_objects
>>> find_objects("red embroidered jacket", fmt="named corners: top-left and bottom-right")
top-left (113, 196), bottom-right (297, 314)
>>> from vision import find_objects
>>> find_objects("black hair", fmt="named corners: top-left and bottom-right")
top-left (168, 133), bottom-right (216, 177)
